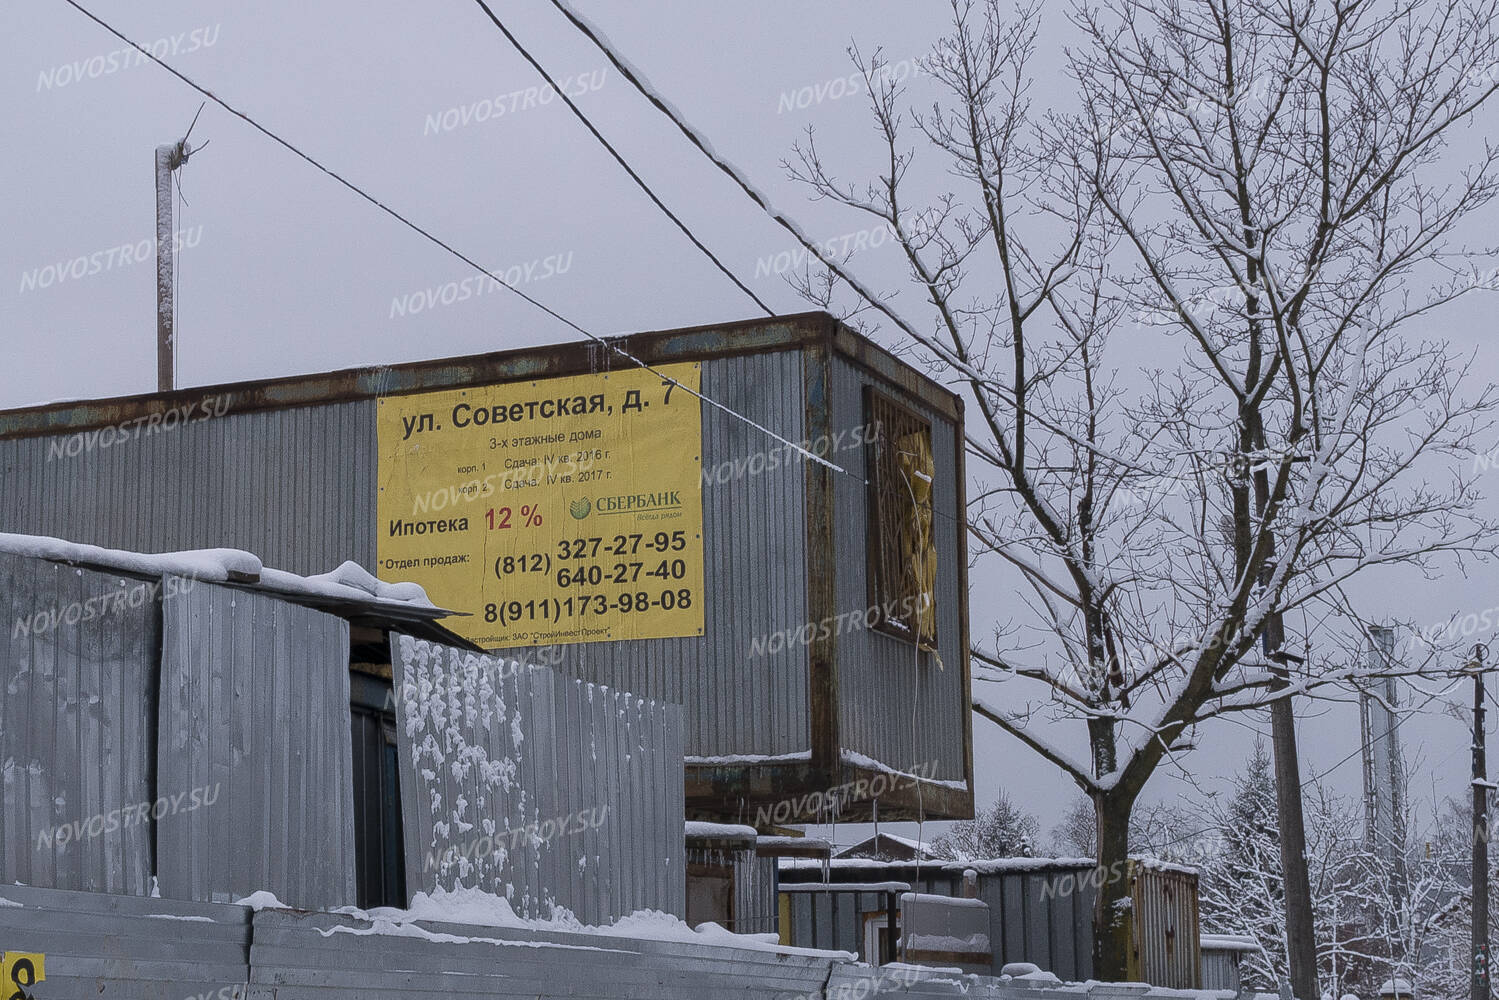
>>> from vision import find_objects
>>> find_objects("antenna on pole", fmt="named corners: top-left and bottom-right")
top-left (156, 103), bottom-right (207, 393)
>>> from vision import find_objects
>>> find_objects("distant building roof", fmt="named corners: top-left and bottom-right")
top-left (834, 832), bottom-right (938, 862)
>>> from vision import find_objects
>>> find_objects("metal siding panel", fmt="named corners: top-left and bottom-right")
top-left (828, 358), bottom-right (966, 786)
top-left (390, 638), bottom-right (682, 923)
top-left (0, 554), bottom-right (157, 895)
top-left (0, 349), bottom-right (845, 769)
top-left (449, 352), bottom-right (812, 760)
top-left (158, 580), bottom-right (353, 909)
top-left (0, 883), bottom-right (251, 999)
top-left (0, 401), bottom-right (378, 577)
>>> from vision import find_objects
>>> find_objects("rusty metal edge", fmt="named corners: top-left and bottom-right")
top-left (683, 760), bottom-right (970, 823)
top-left (0, 311), bottom-right (960, 441)
top-left (953, 394), bottom-right (975, 821)
top-left (802, 332), bottom-right (839, 775)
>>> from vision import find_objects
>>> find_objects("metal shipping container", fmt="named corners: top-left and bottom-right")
top-left (0, 312), bottom-right (974, 823)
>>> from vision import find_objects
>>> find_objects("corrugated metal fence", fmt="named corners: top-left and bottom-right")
top-left (157, 579), bottom-right (357, 910)
top-left (781, 861), bottom-right (1098, 980)
top-left (0, 553), bottom-right (159, 897)
top-left (0, 882), bottom-right (1231, 1000)
top-left (1128, 861), bottom-right (1201, 990)
top-left (390, 636), bottom-right (684, 924)
top-left (0, 882), bottom-right (250, 999)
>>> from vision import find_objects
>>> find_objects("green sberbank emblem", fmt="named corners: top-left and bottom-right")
top-left (569, 497), bottom-right (592, 520)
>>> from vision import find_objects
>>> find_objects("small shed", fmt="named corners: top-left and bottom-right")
top-left (779, 854), bottom-right (1203, 988)
top-left (1200, 933), bottom-right (1262, 992)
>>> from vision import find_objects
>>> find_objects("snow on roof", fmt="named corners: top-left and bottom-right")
top-left (0, 532), bottom-right (260, 582)
top-left (959, 857), bottom-right (1096, 873)
top-left (0, 532), bottom-right (443, 616)
top-left (259, 561), bottom-right (436, 611)
top-left (1200, 934), bottom-right (1263, 953)
top-left (899, 891), bottom-right (987, 908)
top-left (684, 821), bottom-right (756, 842)
top-left (839, 749), bottom-right (969, 790)
top-left (876, 833), bottom-right (931, 852)
top-left (683, 750), bottom-right (812, 765)
top-left (1129, 856), bottom-right (1200, 876)
top-left (781, 856), bottom-right (1096, 874)
top-left (779, 882), bottom-right (912, 893)
top-left (757, 836), bottom-right (831, 852)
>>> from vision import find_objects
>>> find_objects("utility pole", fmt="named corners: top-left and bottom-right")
top-left (155, 105), bottom-right (205, 392)
top-left (1470, 644), bottom-right (1490, 1000)
top-left (155, 139), bottom-right (190, 392)
top-left (1251, 447), bottom-right (1318, 1000)
top-left (1266, 635), bottom-right (1318, 1000)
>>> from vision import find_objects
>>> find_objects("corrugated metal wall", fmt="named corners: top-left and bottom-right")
top-left (781, 862), bottom-right (1097, 981)
top-left (970, 866), bottom-right (1094, 981)
top-left (0, 553), bottom-right (158, 896)
top-left (0, 881), bottom-right (1215, 1000)
top-left (390, 636), bottom-right (684, 924)
top-left (0, 401), bottom-right (375, 576)
top-left (1129, 862), bottom-right (1200, 989)
top-left (1200, 948), bottom-right (1242, 992)
top-left (736, 850), bottom-right (780, 935)
top-left (0, 882), bottom-right (251, 1000)
top-left (503, 351), bottom-right (812, 758)
top-left (0, 344), bottom-right (966, 777)
top-left (829, 357), bottom-right (967, 782)
top-left (249, 905), bottom-right (837, 1000)
top-left (782, 886), bottom-right (899, 957)
top-left (0, 355), bottom-right (811, 761)
top-left (157, 578), bottom-right (357, 909)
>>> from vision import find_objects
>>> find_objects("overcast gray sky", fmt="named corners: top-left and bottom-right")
top-left (4, 0), bottom-right (1496, 843)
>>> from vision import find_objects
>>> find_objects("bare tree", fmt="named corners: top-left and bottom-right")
top-left (1051, 795), bottom-right (1099, 857)
top-left (783, 0), bottom-right (1499, 979)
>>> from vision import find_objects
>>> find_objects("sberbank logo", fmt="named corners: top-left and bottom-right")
top-left (569, 497), bottom-right (592, 520)
top-left (593, 491), bottom-right (682, 515)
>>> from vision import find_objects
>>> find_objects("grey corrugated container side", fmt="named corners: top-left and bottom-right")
top-left (0, 312), bottom-right (973, 823)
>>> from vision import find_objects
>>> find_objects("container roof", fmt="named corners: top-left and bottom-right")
top-left (0, 312), bottom-right (961, 441)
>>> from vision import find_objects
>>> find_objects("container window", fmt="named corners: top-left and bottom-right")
top-left (865, 389), bottom-right (937, 646)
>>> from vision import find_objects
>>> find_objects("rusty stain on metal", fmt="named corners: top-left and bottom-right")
top-left (0, 312), bottom-right (961, 440)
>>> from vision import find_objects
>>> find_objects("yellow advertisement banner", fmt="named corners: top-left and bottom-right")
top-left (377, 362), bottom-right (704, 648)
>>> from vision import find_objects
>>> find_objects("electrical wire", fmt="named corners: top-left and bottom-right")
top-left (57, 0), bottom-right (838, 474)
top-left (541, 0), bottom-right (951, 367)
top-left (466, 0), bottom-right (775, 318)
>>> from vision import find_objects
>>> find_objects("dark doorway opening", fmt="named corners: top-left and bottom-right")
top-left (350, 663), bottom-right (407, 909)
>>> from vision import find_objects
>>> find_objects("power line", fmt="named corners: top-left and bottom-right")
top-left (56, 0), bottom-right (838, 474)
top-left (541, 0), bottom-right (945, 365)
top-left (466, 0), bottom-right (775, 318)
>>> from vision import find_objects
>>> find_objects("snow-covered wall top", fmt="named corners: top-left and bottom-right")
top-left (0, 532), bottom-right (439, 614)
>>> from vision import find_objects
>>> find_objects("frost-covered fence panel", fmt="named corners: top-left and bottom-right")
top-left (391, 636), bottom-right (684, 924)
top-left (157, 579), bottom-right (356, 909)
top-left (0, 552), bottom-right (158, 896)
